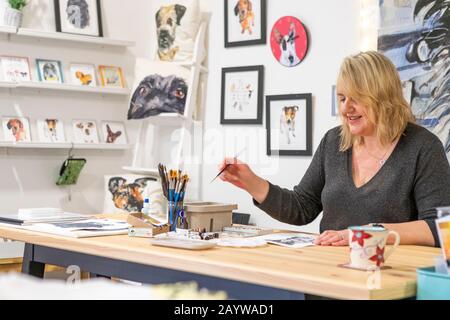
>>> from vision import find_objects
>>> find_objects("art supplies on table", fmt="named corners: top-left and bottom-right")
top-left (158, 163), bottom-right (190, 232)
top-left (127, 212), bottom-right (170, 238)
top-left (0, 209), bottom-right (90, 226)
top-left (183, 202), bottom-right (238, 232)
top-left (222, 225), bottom-right (274, 238)
top-left (257, 233), bottom-right (316, 249)
top-left (16, 219), bottom-right (129, 238)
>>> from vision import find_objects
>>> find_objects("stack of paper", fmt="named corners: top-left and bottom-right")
top-left (0, 209), bottom-right (90, 226)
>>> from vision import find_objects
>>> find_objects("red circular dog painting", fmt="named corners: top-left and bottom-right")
top-left (270, 16), bottom-right (308, 67)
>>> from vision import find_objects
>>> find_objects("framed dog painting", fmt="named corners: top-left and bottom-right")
top-left (54, 0), bottom-right (103, 37)
top-left (98, 65), bottom-right (126, 88)
top-left (2, 117), bottom-right (32, 143)
top-left (266, 94), bottom-right (312, 156)
top-left (36, 119), bottom-right (66, 143)
top-left (69, 63), bottom-right (97, 87)
top-left (270, 16), bottom-right (309, 68)
top-left (36, 59), bottom-right (64, 84)
top-left (72, 120), bottom-right (99, 144)
top-left (0, 56), bottom-right (31, 82)
top-left (100, 121), bottom-right (127, 145)
top-left (221, 65), bottom-right (264, 125)
top-left (224, 0), bottom-right (267, 47)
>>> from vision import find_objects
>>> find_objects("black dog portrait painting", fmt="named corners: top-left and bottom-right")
top-left (128, 74), bottom-right (188, 120)
top-left (66, 0), bottom-right (91, 29)
top-left (108, 177), bottom-right (156, 213)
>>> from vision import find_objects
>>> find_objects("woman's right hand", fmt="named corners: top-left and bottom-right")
top-left (219, 158), bottom-right (270, 204)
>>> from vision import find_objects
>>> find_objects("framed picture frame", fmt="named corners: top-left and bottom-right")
top-left (331, 85), bottom-right (338, 117)
top-left (72, 120), bottom-right (99, 144)
top-left (54, 0), bottom-right (103, 37)
top-left (2, 117), bottom-right (32, 142)
top-left (36, 119), bottom-right (66, 143)
top-left (36, 59), bottom-right (64, 84)
top-left (220, 65), bottom-right (264, 125)
top-left (266, 93), bottom-right (312, 156)
top-left (0, 56), bottom-right (31, 82)
top-left (98, 65), bottom-right (126, 88)
top-left (224, 0), bottom-right (267, 48)
top-left (69, 63), bottom-right (97, 87)
top-left (100, 121), bottom-right (127, 145)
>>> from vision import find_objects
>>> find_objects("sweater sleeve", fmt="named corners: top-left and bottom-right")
top-left (254, 132), bottom-right (327, 226)
top-left (413, 134), bottom-right (450, 247)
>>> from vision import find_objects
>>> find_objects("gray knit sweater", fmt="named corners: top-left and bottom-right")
top-left (256, 123), bottom-right (450, 246)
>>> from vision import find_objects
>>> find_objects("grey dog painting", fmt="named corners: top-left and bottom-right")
top-left (128, 74), bottom-right (188, 120)
top-left (378, 0), bottom-right (450, 161)
top-left (66, 0), bottom-right (90, 29)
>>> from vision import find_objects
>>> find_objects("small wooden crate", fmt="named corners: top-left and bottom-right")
top-left (183, 202), bottom-right (238, 232)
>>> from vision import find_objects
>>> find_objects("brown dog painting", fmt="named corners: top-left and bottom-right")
top-left (106, 124), bottom-right (122, 143)
top-left (234, 0), bottom-right (254, 34)
top-left (155, 4), bottom-right (187, 61)
top-left (280, 106), bottom-right (299, 144)
top-left (108, 177), bottom-right (156, 212)
top-left (5, 118), bottom-right (28, 142)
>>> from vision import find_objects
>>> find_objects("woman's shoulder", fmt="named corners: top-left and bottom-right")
top-left (403, 122), bottom-right (443, 147)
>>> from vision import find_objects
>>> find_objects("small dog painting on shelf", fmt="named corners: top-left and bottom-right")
top-left (234, 0), bottom-right (255, 35)
top-left (72, 120), bottom-right (99, 144)
top-left (37, 119), bottom-right (66, 143)
top-left (101, 122), bottom-right (127, 145)
top-left (280, 106), bottom-right (299, 145)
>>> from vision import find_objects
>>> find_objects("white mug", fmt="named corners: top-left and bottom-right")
top-left (348, 226), bottom-right (400, 270)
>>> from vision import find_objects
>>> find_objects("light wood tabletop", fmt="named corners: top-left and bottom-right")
top-left (0, 218), bottom-right (440, 300)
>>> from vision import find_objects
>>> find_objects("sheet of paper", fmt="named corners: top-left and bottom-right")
top-left (255, 233), bottom-right (316, 249)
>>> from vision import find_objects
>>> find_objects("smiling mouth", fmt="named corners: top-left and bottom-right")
top-left (348, 115), bottom-right (362, 121)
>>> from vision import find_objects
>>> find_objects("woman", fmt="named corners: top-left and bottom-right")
top-left (220, 51), bottom-right (450, 247)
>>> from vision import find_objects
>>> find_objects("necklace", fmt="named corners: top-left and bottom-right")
top-left (363, 144), bottom-right (391, 167)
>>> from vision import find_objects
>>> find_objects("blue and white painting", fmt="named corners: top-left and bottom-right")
top-left (378, 0), bottom-right (450, 160)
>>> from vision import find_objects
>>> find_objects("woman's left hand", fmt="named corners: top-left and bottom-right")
top-left (314, 230), bottom-right (349, 246)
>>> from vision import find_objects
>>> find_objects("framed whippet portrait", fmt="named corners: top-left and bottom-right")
top-left (224, 0), bottom-right (267, 47)
top-left (266, 94), bottom-right (312, 156)
top-left (100, 121), bottom-right (127, 145)
top-left (221, 65), bottom-right (264, 125)
top-left (270, 16), bottom-right (309, 68)
top-left (2, 117), bottom-right (32, 143)
top-left (54, 0), bottom-right (103, 37)
top-left (36, 119), bottom-right (66, 143)
top-left (36, 59), bottom-right (64, 84)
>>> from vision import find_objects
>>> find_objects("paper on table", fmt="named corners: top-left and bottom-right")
top-left (255, 233), bottom-right (316, 249)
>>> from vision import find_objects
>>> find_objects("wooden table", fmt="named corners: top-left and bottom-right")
top-left (0, 223), bottom-right (439, 300)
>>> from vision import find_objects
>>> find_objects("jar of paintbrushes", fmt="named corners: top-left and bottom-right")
top-left (158, 164), bottom-right (190, 232)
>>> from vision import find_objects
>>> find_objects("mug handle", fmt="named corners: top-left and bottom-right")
top-left (384, 230), bottom-right (401, 261)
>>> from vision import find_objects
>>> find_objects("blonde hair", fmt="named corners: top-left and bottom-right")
top-left (337, 51), bottom-right (415, 151)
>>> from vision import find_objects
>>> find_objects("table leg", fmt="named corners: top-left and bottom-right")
top-left (21, 243), bottom-right (45, 278)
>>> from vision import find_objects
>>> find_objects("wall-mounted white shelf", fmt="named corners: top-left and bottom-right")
top-left (0, 142), bottom-right (132, 150)
top-left (0, 25), bottom-right (17, 35)
top-left (121, 166), bottom-right (160, 177)
top-left (11, 28), bottom-right (135, 48)
top-left (0, 81), bottom-right (131, 96)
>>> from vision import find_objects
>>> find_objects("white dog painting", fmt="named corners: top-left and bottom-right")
top-left (274, 22), bottom-right (301, 67)
top-left (72, 120), bottom-right (99, 144)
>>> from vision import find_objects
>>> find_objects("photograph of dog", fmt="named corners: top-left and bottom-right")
top-left (234, 0), bottom-right (255, 34)
top-left (101, 122), bottom-right (127, 145)
top-left (280, 106), bottom-right (299, 144)
top-left (66, 0), bottom-right (91, 29)
top-left (2, 117), bottom-right (31, 142)
top-left (108, 177), bottom-right (157, 213)
top-left (155, 4), bottom-right (187, 61)
top-left (128, 74), bottom-right (188, 120)
top-left (72, 120), bottom-right (99, 144)
top-left (273, 23), bottom-right (301, 67)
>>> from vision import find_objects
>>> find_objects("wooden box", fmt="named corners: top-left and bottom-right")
top-left (127, 213), bottom-right (169, 238)
top-left (183, 202), bottom-right (238, 232)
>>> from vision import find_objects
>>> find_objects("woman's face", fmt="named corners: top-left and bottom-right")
top-left (338, 92), bottom-right (374, 137)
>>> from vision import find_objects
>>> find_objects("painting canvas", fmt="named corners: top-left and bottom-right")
top-left (225, 0), bottom-right (266, 47)
top-left (36, 59), bottom-right (64, 84)
top-left (221, 65), bottom-right (264, 124)
top-left (378, 0), bottom-right (450, 160)
top-left (54, 0), bottom-right (103, 37)
top-left (270, 16), bottom-right (309, 68)
top-left (100, 121), bottom-right (127, 144)
top-left (99, 65), bottom-right (126, 88)
top-left (1, 56), bottom-right (31, 82)
top-left (36, 119), bottom-right (66, 143)
top-left (2, 117), bottom-right (32, 142)
top-left (72, 120), bottom-right (99, 144)
top-left (70, 63), bottom-right (97, 87)
top-left (266, 94), bottom-right (312, 156)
